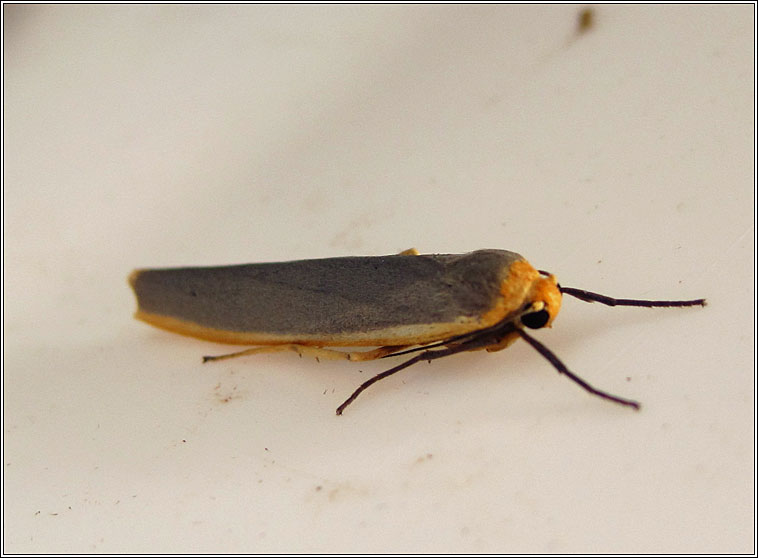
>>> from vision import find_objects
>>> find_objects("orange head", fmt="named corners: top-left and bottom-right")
top-left (519, 272), bottom-right (562, 329)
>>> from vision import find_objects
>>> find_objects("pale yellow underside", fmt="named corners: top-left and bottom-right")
top-left (134, 309), bottom-right (492, 347)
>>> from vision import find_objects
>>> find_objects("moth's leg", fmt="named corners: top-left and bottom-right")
top-left (398, 248), bottom-right (419, 255)
top-left (203, 344), bottom-right (409, 363)
top-left (346, 345), bottom-right (410, 361)
top-left (336, 328), bottom-right (520, 414)
top-left (336, 343), bottom-right (470, 415)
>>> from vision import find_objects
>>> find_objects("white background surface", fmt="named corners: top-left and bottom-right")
top-left (3, 4), bottom-right (754, 553)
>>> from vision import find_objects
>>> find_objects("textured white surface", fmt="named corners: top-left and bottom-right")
top-left (3, 4), bottom-right (754, 553)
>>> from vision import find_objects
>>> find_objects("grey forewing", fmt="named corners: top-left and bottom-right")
top-left (132, 250), bottom-right (524, 335)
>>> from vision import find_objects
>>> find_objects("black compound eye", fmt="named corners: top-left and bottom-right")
top-left (521, 309), bottom-right (550, 329)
